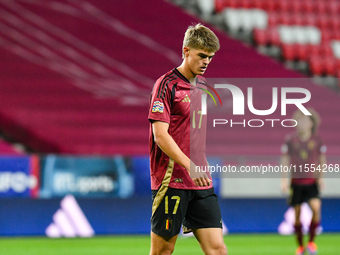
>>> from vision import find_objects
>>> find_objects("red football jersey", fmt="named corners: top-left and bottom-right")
top-left (282, 133), bottom-right (326, 185)
top-left (148, 68), bottom-right (211, 190)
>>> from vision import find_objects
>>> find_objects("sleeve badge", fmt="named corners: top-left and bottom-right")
top-left (152, 101), bottom-right (164, 113)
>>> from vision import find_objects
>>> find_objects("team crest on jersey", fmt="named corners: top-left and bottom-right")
top-left (308, 140), bottom-right (315, 150)
top-left (152, 101), bottom-right (164, 113)
top-left (299, 149), bottom-right (308, 160)
top-left (174, 178), bottom-right (183, 183)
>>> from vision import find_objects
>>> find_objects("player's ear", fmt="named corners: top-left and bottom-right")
top-left (183, 47), bottom-right (190, 58)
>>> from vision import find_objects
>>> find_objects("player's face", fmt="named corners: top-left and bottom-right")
top-left (297, 115), bottom-right (313, 133)
top-left (186, 48), bottom-right (215, 76)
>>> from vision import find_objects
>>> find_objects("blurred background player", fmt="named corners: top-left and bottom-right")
top-left (148, 24), bottom-right (227, 255)
top-left (281, 108), bottom-right (326, 255)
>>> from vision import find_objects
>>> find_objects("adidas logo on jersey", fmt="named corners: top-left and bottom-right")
top-left (182, 94), bottom-right (190, 103)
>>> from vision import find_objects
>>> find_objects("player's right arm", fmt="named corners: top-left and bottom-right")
top-left (152, 121), bottom-right (210, 187)
top-left (280, 144), bottom-right (291, 194)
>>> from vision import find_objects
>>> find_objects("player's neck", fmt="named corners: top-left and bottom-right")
top-left (298, 130), bottom-right (312, 141)
top-left (177, 64), bottom-right (197, 85)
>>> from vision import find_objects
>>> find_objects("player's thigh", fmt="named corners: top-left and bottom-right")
top-left (151, 187), bottom-right (189, 237)
top-left (183, 188), bottom-right (222, 231)
top-left (308, 197), bottom-right (321, 213)
top-left (150, 231), bottom-right (178, 255)
top-left (193, 228), bottom-right (227, 255)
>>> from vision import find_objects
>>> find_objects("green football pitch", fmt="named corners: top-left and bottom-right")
top-left (0, 234), bottom-right (339, 255)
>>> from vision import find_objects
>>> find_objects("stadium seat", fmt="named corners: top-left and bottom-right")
top-left (252, 9), bottom-right (268, 29)
top-left (253, 0), bottom-right (266, 10)
top-left (197, 0), bottom-right (215, 16)
top-left (224, 8), bottom-right (268, 32)
top-left (330, 16), bottom-right (340, 31)
top-left (328, 1), bottom-right (340, 15)
top-left (279, 26), bottom-right (321, 45)
top-left (302, 0), bottom-right (315, 13)
top-left (333, 30), bottom-right (340, 41)
top-left (268, 27), bottom-right (281, 45)
top-left (266, 0), bottom-right (279, 12)
top-left (319, 43), bottom-right (333, 57)
top-left (253, 28), bottom-right (268, 45)
top-left (279, 26), bottom-right (295, 44)
top-left (215, 0), bottom-right (230, 12)
top-left (280, 12), bottom-right (292, 25)
top-left (317, 15), bottom-right (330, 30)
top-left (268, 12), bottom-right (279, 27)
top-left (291, 14), bottom-right (304, 26)
top-left (291, 1), bottom-right (303, 13)
top-left (309, 56), bottom-right (325, 75)
top-left (305, 26), bottom-right (321, 45)
top-left (309, 44), bottom-right (321, 57)
top-left (324, 56), bottom-right (337, 75)
top-left (296, 44), bottom-right (309, 61)
top-left (240, 0), bottom-right (253, 9)
top-left (277, 0), bottom-right (292, 13)
top-left (315, 1), bottom-right (327, 15)
top-left (282, 43), bottom-right (297, 60)
top-left (321, 29), bottom-right (333, 43)
top-left (331, 41), bottom-right (340, 59)
top-left (304, 14), bottom-right (317, 27)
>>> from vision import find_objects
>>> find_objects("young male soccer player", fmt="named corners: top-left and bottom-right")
top-left (281, 109), bottom-right (326, 255)
top-left (148, 24), bottom-right (227, 255)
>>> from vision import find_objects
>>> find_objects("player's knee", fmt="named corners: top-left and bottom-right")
top-left (207, 243), bottom-right (227, 255)
top-left (150, 244), bottom-right (175, 255)
top-left (217, 243), bottom-right (228, 255)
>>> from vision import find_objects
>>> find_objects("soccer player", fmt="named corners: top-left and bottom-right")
top-left (281, 109), bottom-right (326, 255)
top-left (148, 24), bottom-right (227, 255)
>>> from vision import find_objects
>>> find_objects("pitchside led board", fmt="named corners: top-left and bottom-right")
top-left (0, 156), bottom-right (40, 198)
top-left (39, 155), bottom-right (134, 198)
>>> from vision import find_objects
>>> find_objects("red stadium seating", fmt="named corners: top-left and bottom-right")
top-left (267, 12), bottom-right (279, 27)
top-left (309, 56), bottom-right (326, 75)
top-left (296, 44), bottom-right (310, 61)
top-left (315, 1), bottom-right (327, 15)
top-left (253, 27), bottom-right (280, 46)
top-left (324, 57), bottom-right (337, 76)
top-left (253, 28), bottom-right (268, 45)
top-left (282, 44), bottom-right (297, 60)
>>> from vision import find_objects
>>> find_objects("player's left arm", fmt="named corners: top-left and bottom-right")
top-left (280, 142), bottom-right (290, 194)
top-left (317, 153), bottom-right (326, 191)
top-left (280, 154), bottom-right (290, 194)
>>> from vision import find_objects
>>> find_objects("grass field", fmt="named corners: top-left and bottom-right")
top-left (0, 234), bottom-right (339, 255)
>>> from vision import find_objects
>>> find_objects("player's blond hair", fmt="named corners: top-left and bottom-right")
top-left (293, 108), bottom-right (321, 134)
top-left (182, 23), bottom-right (220, 59)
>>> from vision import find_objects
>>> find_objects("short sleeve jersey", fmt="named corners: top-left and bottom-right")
top-left (148, 68), bottom-right (211, 190)
top-left (281, 133), bottom-right (326, 185)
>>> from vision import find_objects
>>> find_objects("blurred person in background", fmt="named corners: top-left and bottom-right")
top-left (148, 23), bottom-right (227, 255)
top-left (281, 108), bottom-right (326, 255)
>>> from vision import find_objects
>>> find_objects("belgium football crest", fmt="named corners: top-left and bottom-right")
top-left (308, 140), bottom-right (315, 150)
top-left (299, 149), bottom-right (308, 160)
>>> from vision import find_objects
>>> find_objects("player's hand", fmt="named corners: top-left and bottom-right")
top-left (189, 161), bottom-right (212, 187)
top-left (281, 178), bottom-right (289, 194)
